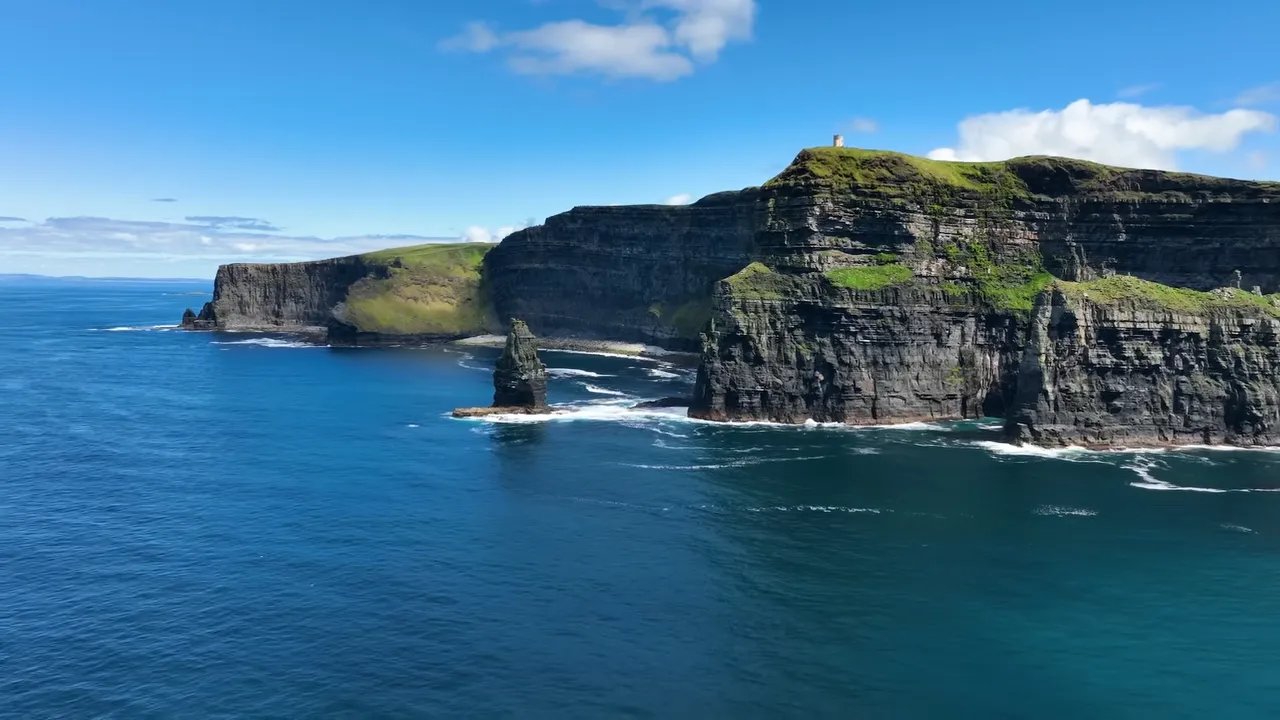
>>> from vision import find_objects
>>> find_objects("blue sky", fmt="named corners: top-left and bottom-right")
top-left (2, 0), bottom-right (1278, 278)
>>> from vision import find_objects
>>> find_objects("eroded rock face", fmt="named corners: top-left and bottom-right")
top-left (484, 198), bottom-right (758, 351)
top-left (691, 282), bottom-right (1023, 424)
top-left (492, 320), bottom-right (548, 409)
top-left (202, 258), bottom-right (373, 331)
top-left (1005, 289), bottom-right (1280, 447)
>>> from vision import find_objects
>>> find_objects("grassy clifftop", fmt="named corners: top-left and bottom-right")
top-left (340, 242), bottom-right (498, 336)
top-left (767, 146), bottom-right (1280, 200)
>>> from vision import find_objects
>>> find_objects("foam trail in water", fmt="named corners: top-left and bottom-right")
top-left (96, 324), bottom-right (179, 332)
top-left (1034, 505), bottom-right (1098, 517)
top-left (548, 368), bottom-right (613, 378)
top-left (212, 338), bottom-right (323, 349)
top-left (580, 383), bottom-right (629, 396)
top-left (646, 368), bottom-right (681, 379)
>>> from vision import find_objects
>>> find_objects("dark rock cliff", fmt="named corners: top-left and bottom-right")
top-left (1006, 285), bottom-right (1280, 447)
top-left (687, 148), bottom-right (1280, 446)
top-left (187, 257), bottom-right (372, 332)
top-left (484, 197), bottom-right (758, 351)
top-left (181, 146), bottom-right (1280, 446)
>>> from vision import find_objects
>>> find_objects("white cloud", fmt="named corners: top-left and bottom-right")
top-left (1236, 82), bottom-right (1280, 107)
top-left (462, 224), bottom-right (526, 243)
top-left (926, 99), bottom-right (1277, 170)
top-left (849, 117), bottom-right (878, 133)
top-left (0, 216), bottom-right (459, 266)
top-left (1116, 83), bottom-right (1160, 99)
top-left (441, 0), bottom-right (755, 81)
top-left (664, 193), bottom-right (693, 205)
top-left (438, 21), bottom-right (500, 52)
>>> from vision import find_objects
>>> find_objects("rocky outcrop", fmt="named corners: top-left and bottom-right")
top-left (1005, 285), bottom-right (1280, 447)
top-left (492, 320), bottom-right (548, 408)
top-left (452, 320), bottom-right (549, 417)
top-left (180, 305), bottom-right (217, 330)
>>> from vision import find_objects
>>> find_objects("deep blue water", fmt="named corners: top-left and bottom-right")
top-left (4, 280), bottom-right (1280, 718)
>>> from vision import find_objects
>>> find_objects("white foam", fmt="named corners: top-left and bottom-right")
top-left (407, 423), bottom-right (420, 428)
top-left (625, 454), bottom-right (828, 470)
top-left (211, 338), bottom-right (322, 349)
top-left (96, 324), bottom-right (179, 332)
top-left (581, 383), bottom-right (629, 396)
top-left (547, 368), bottom-right (613, 378)
top-left (646, 368), bottom-right (681, 379)
top-left (746, 505), bottom-right (887, 514)
top-left (850, 447), bottom-right (881, 455)
top-left (1034, 505), bottom-right (1098, 517)
top-left (1221, 523), bottom-right (1256, 533)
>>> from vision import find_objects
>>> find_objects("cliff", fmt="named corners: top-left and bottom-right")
top-left (182, 243), bottom-right (498, 342)
top-left (687, 147), bottom-right (1280, 447)
top-left (483, 198), bottom-right (757, 350)
top-left (181, 146), bottom-right (1280, 447)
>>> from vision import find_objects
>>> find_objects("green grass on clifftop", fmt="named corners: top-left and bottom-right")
top-left (825, 264), bottom-right (913, 291)
top-left (1057, 276), bottom-right (1280, 317)
top-left (341, 242), bottom-right (497, 335)
top-left (766, 147), bottom-right (1032, 199)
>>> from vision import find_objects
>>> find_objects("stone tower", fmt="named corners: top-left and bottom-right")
top-left (833, 134), bottom-right (844, 148)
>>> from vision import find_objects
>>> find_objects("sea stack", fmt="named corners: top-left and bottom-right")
top-left (492, 319), bottom-right (548, 408)
top-left (453, 320), bottom-right (549, 417)
top-left (180, 304), bottom-right (218, 330)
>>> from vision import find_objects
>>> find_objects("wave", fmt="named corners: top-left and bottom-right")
top-left (548, 368), bottom-right (613, 378)
top-left (95, 324), bottom-right (179, 332)
top-left (581, 383), bottom-right (629, 396)
top-left (1221, 523), bottom-right (1256, 534)
top-left (211, 338), bottom-right (323, 349)
top-left (646, 368), bottom-right (682, 379)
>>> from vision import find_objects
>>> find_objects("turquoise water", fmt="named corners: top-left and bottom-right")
top-left (4, 280), bottom-right (1280, 718)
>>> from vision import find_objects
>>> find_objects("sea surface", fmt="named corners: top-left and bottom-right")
top-left (4, 280), bottom-right (1280, 719)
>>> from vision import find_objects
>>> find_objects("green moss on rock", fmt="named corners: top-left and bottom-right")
top-left (1056, 276), bottom-right (1280, 317)
top-left (825, 264), bottom-right (913, 291)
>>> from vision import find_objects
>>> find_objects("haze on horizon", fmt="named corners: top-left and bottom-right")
top-left (2, 0), bottom-right (1278, 278)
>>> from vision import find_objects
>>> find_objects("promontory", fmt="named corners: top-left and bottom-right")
top-left (182, 145), bottom-right (1280, 448)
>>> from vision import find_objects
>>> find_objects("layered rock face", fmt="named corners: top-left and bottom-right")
top-left (688, 148), bottom-right (1280, 445)
top-left (484, 198), bottom-right (758, 350)
top-left (692, 278), bottom-right (1022, 423)
top-left (190, 257), bottom-right (372, 332)
top-left (492, 320), bottom-right (548, 408)
top-left (1007, 287), bottom-right (1280, 447)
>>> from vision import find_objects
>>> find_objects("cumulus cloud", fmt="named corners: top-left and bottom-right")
top-left (0, 216), bottom-right (458, 265)
top-left (926, 99), bottom-right (1277, 170)
top-left (462, 224), bottom-right (527, 243)
top-left (849, 117), bottom-right (879, 133)
top-left (1236, 82), bottom-right (1280, 107)
top-left (441, 0), bottom-right (755, 81)
top-left (185, 215), bottom-right (282, 232)
top-left (664, 193), bottom-right (693, 205)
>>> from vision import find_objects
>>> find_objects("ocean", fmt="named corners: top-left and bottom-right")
top-left (4, 280), bottom-right (1280, 718)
